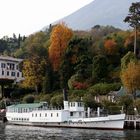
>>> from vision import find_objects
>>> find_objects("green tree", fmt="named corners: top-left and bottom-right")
top-left (119, 95), bottom-right (133, 115)
top-left (22, 32), bottom-right (48, 94)
top-left (124, 2), bottom-right (140, 55)
top-left (83, 93), bottom-right (99, 109)
top-left (42, 62), bottom-right (53, 93)
top-left (92, 55), bottom-right (108, 81)
top-left (60, 58), bottom-right (72, 89)
top-left (67, 37), bottom-right (92, 80)
top-left (135, 99), bottom-right (140, 114)
top-left (121, 51), bottom-right (137, 70)
top-left (24, 32), bottom-right (48, 58)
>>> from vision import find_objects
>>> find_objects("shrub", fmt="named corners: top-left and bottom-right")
top-left (50, 94), bottom-right (63, 107)
top-left (23, 94), bottom-right (35, 103)
top-left (83, 93), bottom-right (100, 109)
top-left (40, 94), bottom-right (52, 105)
top-left (88, 83), bottom-right (121, 95)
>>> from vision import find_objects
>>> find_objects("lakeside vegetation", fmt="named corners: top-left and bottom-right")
top-left (0, 2), bottom-right (140, 115)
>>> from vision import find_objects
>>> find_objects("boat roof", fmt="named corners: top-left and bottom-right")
top-left (7, 102), bottom-right (45, 109)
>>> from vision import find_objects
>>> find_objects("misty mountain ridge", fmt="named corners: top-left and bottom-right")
top-left (45, 0), bottom-right (138, 30)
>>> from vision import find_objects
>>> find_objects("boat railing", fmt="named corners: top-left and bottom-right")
top-left (33, 107), bottom-right (63, 111)
top-left (125, 115), bottom-right (140, 121)
top-left (90, 112), bottom-right (108, 117)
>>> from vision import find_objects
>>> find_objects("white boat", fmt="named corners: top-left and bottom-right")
top-left (6, 91), bottom-right (125, 130)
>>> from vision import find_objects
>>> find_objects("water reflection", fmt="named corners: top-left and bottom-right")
top-left (0, 124), bottom-right (139, 140)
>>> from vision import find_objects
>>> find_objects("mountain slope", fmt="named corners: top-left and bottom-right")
top-left (53, 0), bottom-right (138, 30)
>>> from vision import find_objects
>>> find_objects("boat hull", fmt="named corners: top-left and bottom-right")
top-left (7, 119), bottom-right (125, 130)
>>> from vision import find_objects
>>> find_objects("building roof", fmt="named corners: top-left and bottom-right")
top-left (7, 102), bottom-right (46, 109)
top-left (115, 87), bottom-right (140, 97)
top-left (0, 56), bottom-right (23, 63)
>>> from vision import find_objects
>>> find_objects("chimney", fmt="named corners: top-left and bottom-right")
top-left (63, 88), bottom-right (68, 101)
top-left (63, 89), bottom-right (69, 110)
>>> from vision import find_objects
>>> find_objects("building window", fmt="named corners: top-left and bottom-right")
top-left (1, 63), bottom-right (5, 68)
top-left (17, 72), bottom-right (19, 77)
top-left (2, 71), bottom-right (4, 75)
top-left (7, 71), bottom-right (9, 76)
top-left (16, 65), bottom-right (19, 70)
top-left (11, 72), bottom-right (15, 76)
top-left (7, 63), bottom-right (15, 70)
top-left (11, 64), bottom-right (15, 70)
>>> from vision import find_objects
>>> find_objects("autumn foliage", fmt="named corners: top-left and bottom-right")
top-left (22, 56), bottom-right (46, 93)
top-left (49, 23), bottom-right (73, 71)
top-left (121, 61), bottom-right (140, 94)
top-left (104, 39), bottom-right (117, 55)
top-left (72, 82), bottom-right (88, 90)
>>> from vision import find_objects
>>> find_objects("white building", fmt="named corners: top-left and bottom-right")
top-left (0, 56), bottom-right (24, 83)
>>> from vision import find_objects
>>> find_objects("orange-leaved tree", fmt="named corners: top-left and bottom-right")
top-left (104, 39), bottom-right (117, 55)
top-left (49, 23), bottom-right (73, 71)
top-left (121, 61), bottom-right (140, 98)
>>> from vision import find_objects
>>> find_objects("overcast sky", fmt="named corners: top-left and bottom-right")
top-left (0, 0), bottom-right (93, 37)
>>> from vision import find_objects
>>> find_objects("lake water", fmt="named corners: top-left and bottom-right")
top-left (0, 124), bottom-right (140, 140)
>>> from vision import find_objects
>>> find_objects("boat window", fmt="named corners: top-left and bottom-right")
top-left (32, 113), bottom-right (34, 117)
top-left (71, 102), bottom-right (75, 107)
top-left (57, 113), bottom-right (59, 117)
top-left (51, 113), bottom-right (53, 117)
top-left (70, 112), bottom-right (73, 116)
top-left (45, 113), bottom-right (47, 117)
top-left (40, 113), bottom-right (41, 117)
top-left (35, 113), bottom-right (37, 117)
top-left (78, 102), bottom-right (80, 107)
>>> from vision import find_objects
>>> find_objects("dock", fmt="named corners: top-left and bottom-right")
top-left (125, 115), bottom-right (140, 129)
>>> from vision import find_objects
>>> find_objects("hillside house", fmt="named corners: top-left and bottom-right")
top-left (0, 56), bottom-right (24, 83)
